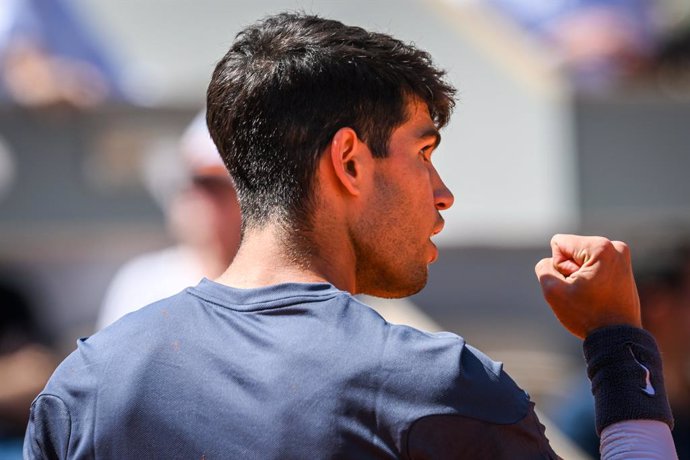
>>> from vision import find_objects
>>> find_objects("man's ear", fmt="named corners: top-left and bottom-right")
top-left (327, 127), bottom-right (371, 196)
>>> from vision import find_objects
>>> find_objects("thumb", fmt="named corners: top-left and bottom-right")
top-left (535, 257), bottom-right (567, 299)
top-left (535, 257), bottom-right (565, 282)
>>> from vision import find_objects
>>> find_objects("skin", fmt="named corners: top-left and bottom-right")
top-left (216, 98), bottom-right (641, 339)
top-left (535, 234), bottom-right (642, 339)
top-left (350, 102), bottom-right (453, 297)
top-left (217, 98), bottom-right (453, 296)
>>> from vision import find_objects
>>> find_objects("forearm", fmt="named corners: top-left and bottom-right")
top-left (600, 420), bottom-right (676, 459)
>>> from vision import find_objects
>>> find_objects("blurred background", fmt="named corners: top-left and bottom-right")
top-left (2, 0), bottom-right (690, 458)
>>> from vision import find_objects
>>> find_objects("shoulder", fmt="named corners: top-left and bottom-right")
top-left (381, 325), bottom-right (530, 425)
top-left (27, 289), bottom-right (200, 455)
top-left (25, 336), bottom-right (103, 458)
top-left (344, 295), bottom-right (530, 425)
top-left (24, 393), bottom-right (72, 459)
top-left (343, 297), bottom-right (539, 456)
top-left (60, 288), bottom-right (197, 386)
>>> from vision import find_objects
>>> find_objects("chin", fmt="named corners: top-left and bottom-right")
top-left (361, 268), bottom-right (428, 299)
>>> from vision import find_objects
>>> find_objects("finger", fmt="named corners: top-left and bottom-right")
top-left (611, 240), bottom-right (631, 261)
top-left (550, 233), bottom-right (579, 256)
top-left (550, 234), bottom-right (579, 264)
top-left (550, 234), bottom-right (583, 277)
top-left (535, 257), bottom-right (565, 282)
top-left (535, 257), bottom-right (568, 304)
top-left (552, 234), bottom-right (616, 273)
top-left (555, 259), bottom-right (580, 277)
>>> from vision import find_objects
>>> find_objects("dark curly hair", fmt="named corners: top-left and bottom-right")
top-left (207, 12), bottom-right (456, 231)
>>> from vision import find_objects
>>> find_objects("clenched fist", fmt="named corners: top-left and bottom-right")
top-left (535, 234), bottom-right (642, 339)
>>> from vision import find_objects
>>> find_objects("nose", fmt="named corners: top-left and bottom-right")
top-left (431, 166), bottom-right (454, 211)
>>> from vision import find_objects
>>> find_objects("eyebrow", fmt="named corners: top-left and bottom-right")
top-left (418, 127), bottom-right (442, 149)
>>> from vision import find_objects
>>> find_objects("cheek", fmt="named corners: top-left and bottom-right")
top-left (378, 184), bottom-right (425, 245)
top-left (405, 159), bottom-right (435, 197)
top-left (372, 164), bottom-right (435, 228)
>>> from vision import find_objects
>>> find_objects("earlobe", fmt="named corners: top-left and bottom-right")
top-left (328, 127), bottom-right (367, 197)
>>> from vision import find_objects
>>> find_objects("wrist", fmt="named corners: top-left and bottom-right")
top-left (583, 325), bottom-right (673, 434)
top-left (583, 312), bottom-right (642, 337)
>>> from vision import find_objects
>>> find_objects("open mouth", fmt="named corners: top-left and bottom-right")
top-left (428, 239), bottom-right (439, 263)
top-left (431, 217), bottom-right (445, 237)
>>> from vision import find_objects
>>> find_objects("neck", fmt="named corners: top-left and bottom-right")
top-left (215, 221), bottom-right (357, 292)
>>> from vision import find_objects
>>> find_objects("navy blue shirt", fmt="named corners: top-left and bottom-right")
top-left (24, 279), bottom-right (556, 458)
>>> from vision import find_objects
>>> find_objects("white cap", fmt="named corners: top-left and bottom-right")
top-left (140, 110), bottom-right (230, 210)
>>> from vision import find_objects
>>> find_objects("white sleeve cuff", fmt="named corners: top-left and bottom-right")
top-left (600, 419), bottom-right (677, 459)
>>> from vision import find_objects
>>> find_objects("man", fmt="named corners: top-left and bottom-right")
top-left (25, 13), bottom-right (675, 458)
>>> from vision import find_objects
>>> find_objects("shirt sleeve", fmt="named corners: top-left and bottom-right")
top-left (23, 394), bottom-right (72, 459)
top-left (600, 420), bottom-right (677, 459)
top-left (405, 401), bottom-right (560, 459)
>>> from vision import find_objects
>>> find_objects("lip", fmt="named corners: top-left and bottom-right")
top-left (429, 240), bottom-right (439, 264)
top-left (431, 217), bottom-right (445, 236)
top-left (428, 216), bottom-right (444, 263)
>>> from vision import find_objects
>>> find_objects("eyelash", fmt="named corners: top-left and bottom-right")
top-left (419, 146), bottom-right (433, 161)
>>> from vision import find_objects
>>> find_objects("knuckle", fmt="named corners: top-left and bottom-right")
top-left (592, 236), bottom-right (612, 252)
top-left (594, 235), bottom-right (610, 246)
top-left (612, 240), bottom-right (629, 252)
top-left (534, 261), bottom-right (544, 276)
top-left (535, 257), bottom-right (550, 268)
top-left (612, 240), bottom-right (631, 260)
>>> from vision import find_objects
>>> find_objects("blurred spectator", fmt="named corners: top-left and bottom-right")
top-left (653, 19), bottom-right (690, 96)
top-left (638, 244), bottom-right (690, 458)
top-left (0, 275), bottom-right (56, 459)
top-left (553, 241), bottom-right (690, 458)
top-left (485, 0), bottom-right (659, 91)
top-left (0, 0), bottom-right (128, 108)
top-left (96, 112), bottom-right (242, 329)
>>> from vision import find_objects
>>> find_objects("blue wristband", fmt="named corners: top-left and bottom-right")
top-left (583, 325), bottom-right (674, 435)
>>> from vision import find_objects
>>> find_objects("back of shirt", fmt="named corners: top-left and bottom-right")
top-left (24, 279), bottom-right (555, 459)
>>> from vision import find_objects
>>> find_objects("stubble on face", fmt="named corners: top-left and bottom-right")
top-left (352, 170), bottom-right (429, 299)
